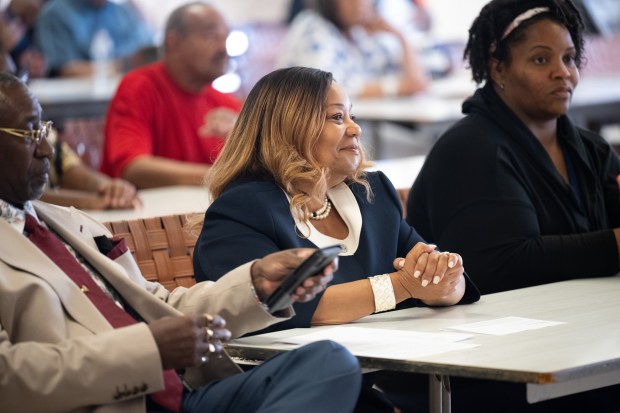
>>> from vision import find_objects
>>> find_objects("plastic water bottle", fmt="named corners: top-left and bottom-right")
top-left (90, 29), bottom-right (113, 93)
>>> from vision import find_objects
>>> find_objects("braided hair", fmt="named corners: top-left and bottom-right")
top-left (464, 0), bottom-right (586, 84)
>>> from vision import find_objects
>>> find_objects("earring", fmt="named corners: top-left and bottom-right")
top-left (500, 82), bottom-right (505, 90)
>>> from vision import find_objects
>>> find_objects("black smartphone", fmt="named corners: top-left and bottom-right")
top-left (265, 244), bottom-right (343, 313)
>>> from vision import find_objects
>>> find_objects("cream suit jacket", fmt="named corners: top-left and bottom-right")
top-left (0, 201), bottom-right (292, 413)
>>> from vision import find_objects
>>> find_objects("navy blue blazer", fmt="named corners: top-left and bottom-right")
top-left (194, 171), bottom-right (479, 333)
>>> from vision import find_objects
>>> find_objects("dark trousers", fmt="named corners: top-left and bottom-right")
top-left (182, 340), bottom-right (362, 413)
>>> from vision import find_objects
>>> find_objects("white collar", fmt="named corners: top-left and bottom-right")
top-left (289, 182), bottom-right (362, 256)
top-left (0, 199), bottom-right (39, 234)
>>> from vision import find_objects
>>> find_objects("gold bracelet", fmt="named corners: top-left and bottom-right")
top-left (368, 274), bottom-right (396, 313)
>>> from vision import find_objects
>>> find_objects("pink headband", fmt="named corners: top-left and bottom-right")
top-left (490, 6), bottom-right (550, 53)
top-left (501, 7), bottom-right (550, 40)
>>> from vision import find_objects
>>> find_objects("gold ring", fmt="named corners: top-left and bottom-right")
top-left (204, 328), bottom-right (214, 342)
top-left (205, 327), bottom-right (216, 353)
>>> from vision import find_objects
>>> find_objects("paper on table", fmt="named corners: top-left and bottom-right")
top-left (447, 316), bottom-right (565, 336)
top-left (277, 326), bottom-right (478, 360)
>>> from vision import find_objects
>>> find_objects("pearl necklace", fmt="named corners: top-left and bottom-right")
top-left (310, 196), bottom-right (332, 220)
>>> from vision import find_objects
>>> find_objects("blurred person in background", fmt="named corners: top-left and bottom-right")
top-left (41, 129), bottom-right (140, 210)
top-left (0, 0), bottom-right (47, 78)
top-left (277, 0), bottom-right (429, 98)
top-left (34, 0), bottom-right (153, 77)
top-left (101, 2), bottom-right (241, 188)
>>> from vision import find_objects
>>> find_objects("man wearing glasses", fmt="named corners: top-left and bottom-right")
top-left (0, 37), bottom-right (140, 210)
top-left (0, 73), bottom-right (361, 413)
top-left (0, 120), bottom-right (52, 145)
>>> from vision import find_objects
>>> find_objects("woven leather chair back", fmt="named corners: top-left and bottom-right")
top-left (103, 214), bottom-right (198, 289)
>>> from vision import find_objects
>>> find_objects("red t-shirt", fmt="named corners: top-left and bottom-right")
top-left (101, 62), bottom-right (242, 177)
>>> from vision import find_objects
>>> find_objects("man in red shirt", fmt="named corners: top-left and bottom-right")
top-left (101, 2), bottom-right (242, 188)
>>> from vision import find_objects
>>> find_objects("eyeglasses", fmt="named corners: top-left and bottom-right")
top-left (0, 121), bottom-right (53, 146)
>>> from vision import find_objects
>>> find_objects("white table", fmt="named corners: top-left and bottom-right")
top-left (568, 75), bottom-right (620, 130)
top-left (29, 76), bottom-right (121, 121)
top-left (368, 155), bottom-right (426, 189)
top-left (354, 74), bottom-right (620, 137)
top-left (84, 186), bottom-right (210, 223)
top-left (227, 277), bottom-right (620, 412)
top-left (354, 72), bottom-right (475, 126)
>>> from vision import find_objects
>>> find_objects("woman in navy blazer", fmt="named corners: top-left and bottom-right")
top-left (192, 67), bottom-right (479, 335)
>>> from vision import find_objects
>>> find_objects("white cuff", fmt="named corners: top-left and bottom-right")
top-left (368, 274), bottom-right (396, 313)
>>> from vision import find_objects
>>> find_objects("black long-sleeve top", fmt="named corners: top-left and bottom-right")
top-left (407, 82), bottom-right (620, 294)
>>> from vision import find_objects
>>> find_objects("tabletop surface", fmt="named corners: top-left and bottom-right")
top-left (29, 76), bottom-right (121, 104)
top-left (369, 156), bottom-right (426, 189)
top-left (353, 73), bottom-right (620, 125)
top-left (229, 277), bottom-right (620, 385)
top-left (28, 71), bottom-right (619, 131)
top-left (85, 185), bottom-right (210, 223)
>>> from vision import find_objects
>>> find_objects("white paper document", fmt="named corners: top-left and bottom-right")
top-left (277, 326), bottom-right (478, 360)
top-left (447, 316), bottom-right (565, 336)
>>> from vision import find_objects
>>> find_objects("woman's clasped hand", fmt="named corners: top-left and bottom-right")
top-left (393, 242), bottom-right (464, 303)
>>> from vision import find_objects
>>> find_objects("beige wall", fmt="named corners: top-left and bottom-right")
top-left (131, 0), bottom-right (291, 36)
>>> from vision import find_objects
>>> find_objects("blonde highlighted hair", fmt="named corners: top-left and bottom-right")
top-left (190, 67), bottom-right (372, 231)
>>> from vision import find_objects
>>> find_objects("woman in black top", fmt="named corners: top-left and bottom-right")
top-left (407, 0), bottom-right (620, 295)
top-left (402, 1), bottom-right (620, 411)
